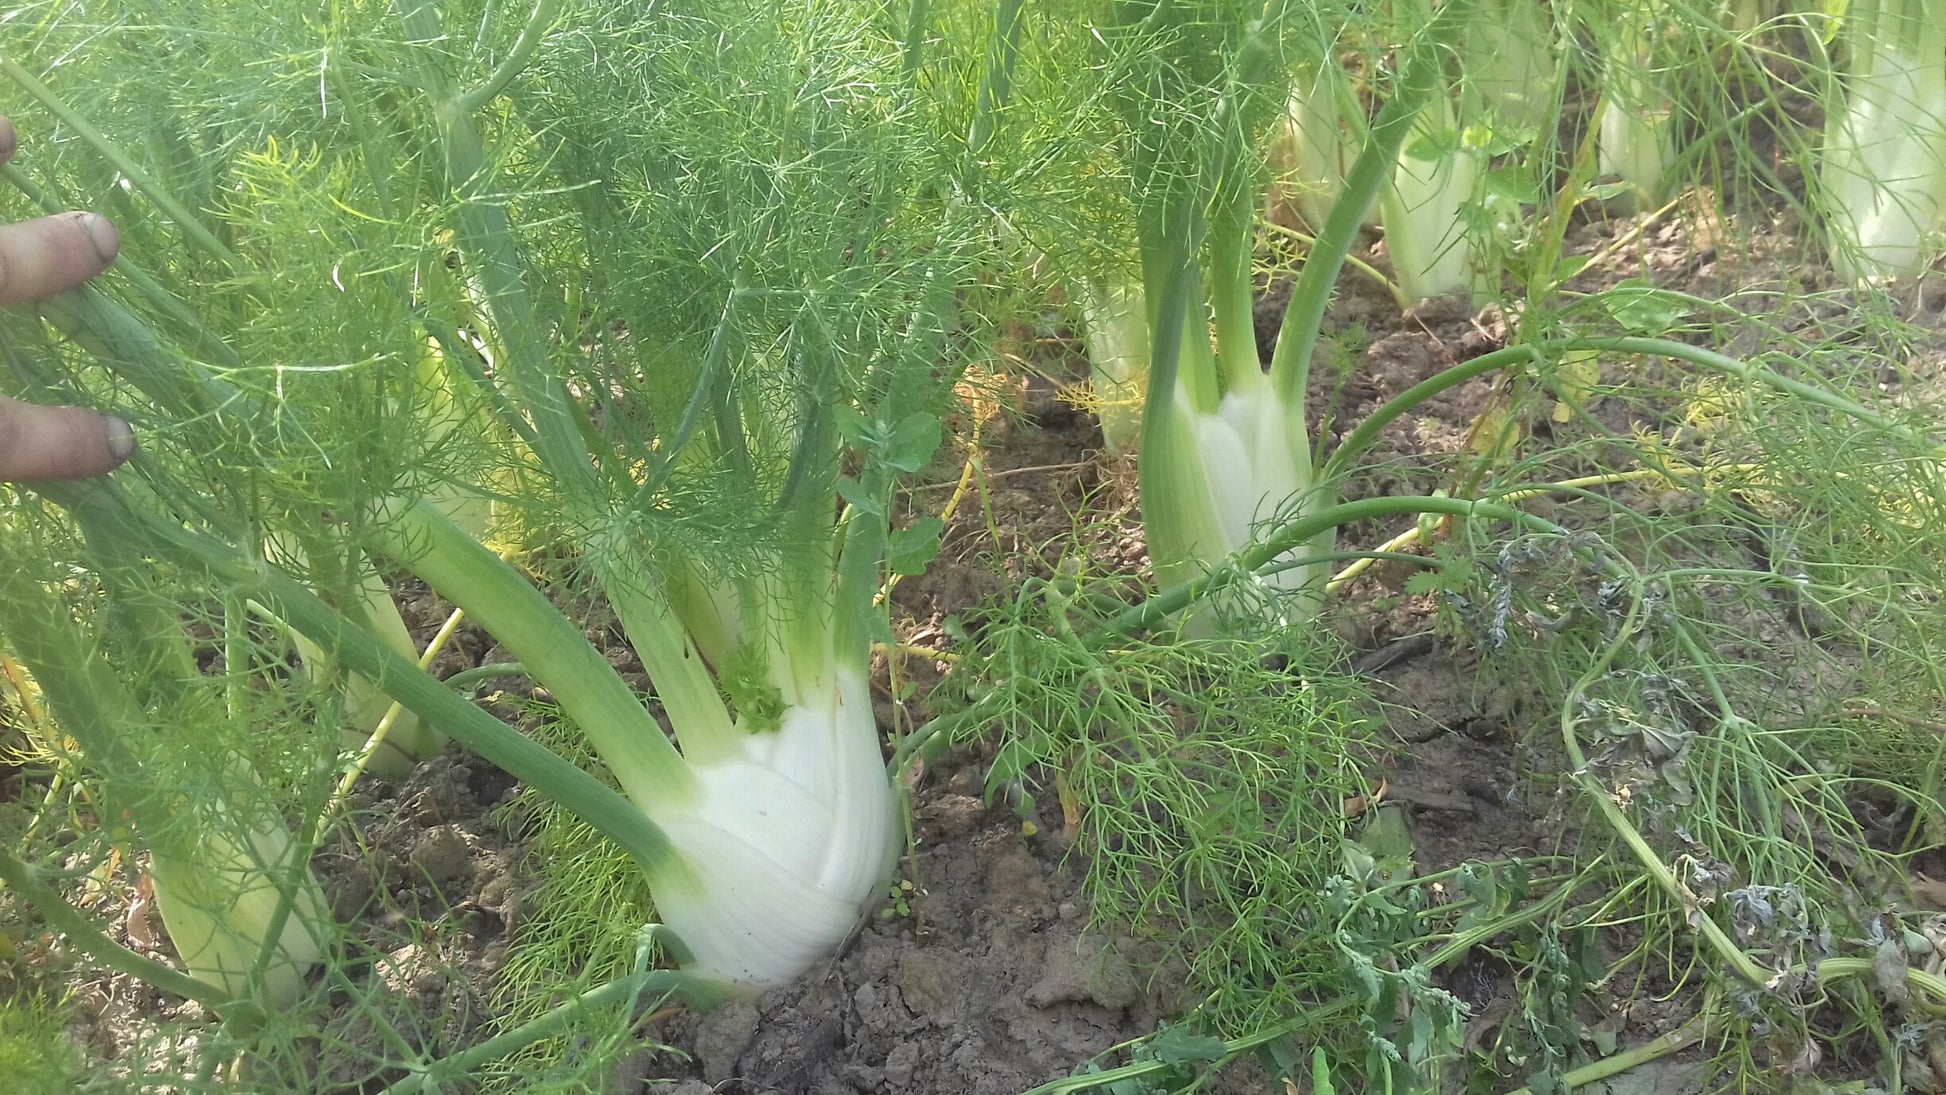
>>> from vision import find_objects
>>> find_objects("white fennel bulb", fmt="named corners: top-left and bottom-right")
top-left (646, 664), bottom-right (895, 985)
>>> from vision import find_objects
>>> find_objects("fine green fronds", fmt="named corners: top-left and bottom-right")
top-left (947, 560), bottom-right (1379, 1031)
top-left (487, 689), bottom-right (661, 1077)
top-left (969, 271), bottom-right (1946, 1086)
top-left (0, 992), bottom-right (81, 1095)
top-left (12, 0), bottom-right (1946, 1091)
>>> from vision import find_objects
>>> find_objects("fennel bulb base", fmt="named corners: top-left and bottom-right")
top-left (647, 665), bottom-right (897, 989)
top-left (149, 823), bottom-right (330, 1010)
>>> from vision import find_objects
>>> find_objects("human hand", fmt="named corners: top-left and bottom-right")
top-left (0, 114), bottom-right (133, 482)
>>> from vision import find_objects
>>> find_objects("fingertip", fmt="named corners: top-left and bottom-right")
top-left (0, 398), bottom-right (130, 482)
top-left (0, 211), bottom-right (121, 306)
top-left (104, 415), bottom-right (136, 465)
top-left (78, 213), bottom-right (119, 267)
top-left (0, 117), bottom-right (15, 167)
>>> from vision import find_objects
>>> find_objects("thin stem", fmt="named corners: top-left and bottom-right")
top-left (372, 498), bottom-right (696, 803)
top-left (454, 0), bottom-right (563, 115)
top-left (326, 605), bottom-right (470, 818)
top-left (392, 0), bottom-right (596, 496)
top-left (440, 662), bottom-right (531, 690)
top-left (1523, 73), bottom-right (1605, 306)
top-left (1558, 582), bottom-right (1771, 987)
top-left (1206, 161), bottom-right (1262, 394)
top-left (0, 165), bottom-right (244, 370)
top-left (1321, 344), bottom-right (1536, 485)
top-left (1575, 336), bottom-right (1932, 447)
top-left (629, 288), bottom-right (742, 513)
top-left (966, 0), bottom-right (1024, 159)
top-left (1261, 220), bottom-right (1404, 307)
top-left (35, 285), bottom-right (239, 417)
top-left (1499, 1008), bottom-right (1713, 1095)
top-left (901, 0), bottom-right (932, 79)
top-left (590, 537), bottom-right (741, 765)
top-left (1324, 464), bottom-right (1757, 590)
top-left (1095, 495), bottom-right (1537, 640)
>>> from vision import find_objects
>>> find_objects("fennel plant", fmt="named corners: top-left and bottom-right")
top-left (0, 0), bottom-right (991, 1012)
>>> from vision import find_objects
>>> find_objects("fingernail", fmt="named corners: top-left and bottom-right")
top-left (80, 213), bottom-right (120, 266)
top-left (104, 415), bottom-right (136, 464)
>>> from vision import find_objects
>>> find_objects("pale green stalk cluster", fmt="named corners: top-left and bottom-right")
top-left (277, 339), bottom-right (499, 776)
top-left (1274, 1), bottom-right (1559, 304)
top-left (1821, 0), bottom-right (1946, 279)
top-left (1265, 0), bottom-right (1946, 300)
top-left (1107, 2), bottom-right (1333, 618)
top-left (1055, 0), bottom-right (1457, 626)
top-left (0, 524), bottom-right (330, 1012)
top-left (1596, 0), bottom-right (1678, 211)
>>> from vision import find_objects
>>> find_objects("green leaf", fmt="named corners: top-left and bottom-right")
top-left (1403, 570), bottom-right (1443, 597)
top-left (837, 477), bottom-right (883, 519)
top-left (1484, 165), bottom-right (1540, 206)
top-left (833, 404), bottom-right (872, 445)
top-left (1151, 1024), bottom-right (1227, 1066)
top-left (1457, 863), bottom-right (1500, 922)
top-left (1255, 1037), bottom-right (1304, 1081)
top-left (1403, 126), bottom-right (1460, 162)
top-left (1600, 279), bottom-right (1690, 335)
top-left (884, 412), bottom-right (942, 473)
top-left (1458, 122), bottom-right (1499, 154)
top-left (1404, 1008), bottom-right (1434, 1062)
top-left (887, 517), bottom-right (944, 576)
top-left (1357, 803), bottom-right (1416, 867)
top-left (854, 599), bottom-right (896, 649)
top-left (1340, 838), bottom-right (1377, 882)
top-left (1505, 859), bottom-right (1532, 901)
top-left (1571, 925), bottom-right (1604, 983)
